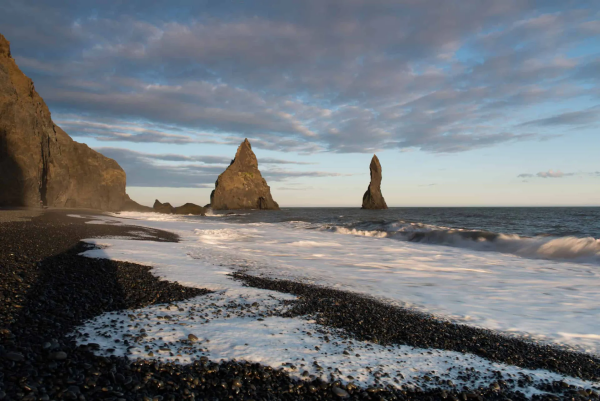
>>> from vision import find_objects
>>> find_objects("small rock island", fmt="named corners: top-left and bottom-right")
top-left (153, 200), bottom-right (206, 215)
top-left (362, 155), bottom-right (388, 210)
top-left (209, 139), bottom-right (279, 210)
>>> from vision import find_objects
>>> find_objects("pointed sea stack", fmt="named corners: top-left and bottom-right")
top-left (362, 155), bottom-right (388, 210)
top-left (210, 139), bottom-right (279, 210)
top-left (0, 33), bottom-right (131, 210)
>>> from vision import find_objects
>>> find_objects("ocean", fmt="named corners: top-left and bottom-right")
top-left (210, 207), bottom-right (600, 264)
top-left (214, 207), bottom-right (600, 239)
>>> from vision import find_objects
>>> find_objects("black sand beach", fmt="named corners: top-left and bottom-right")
top-left (1, 210), bottom-right (599, 400)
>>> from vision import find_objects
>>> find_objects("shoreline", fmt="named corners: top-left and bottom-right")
top-left (0, 210), bottom-right (598, 400)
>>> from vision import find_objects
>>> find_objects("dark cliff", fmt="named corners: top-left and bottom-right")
top-left (0, 33), bottom-right (130, 210)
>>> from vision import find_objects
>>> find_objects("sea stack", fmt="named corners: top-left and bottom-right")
top-left (0, 33), bottom-right (132, 211)
top-left (210, 139), bottom-right (279, 210)
top-left (362, 155), bottom-right (388, 210)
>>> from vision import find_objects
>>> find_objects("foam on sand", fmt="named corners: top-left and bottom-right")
top-left (79, 212), bottom-right (600, 355)
top-left (75, 233), bottom-right (599, 395)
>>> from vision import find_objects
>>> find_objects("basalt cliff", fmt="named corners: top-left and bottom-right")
top-left (362, 154), bottom-right (388, 210)
top-left (0, 33), bottom-right (133, 211)
top-left (209, 139), bottom-right (279, 210)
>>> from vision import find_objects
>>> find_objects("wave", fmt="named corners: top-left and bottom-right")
top-left (317, 220), bottom-right (600, 264)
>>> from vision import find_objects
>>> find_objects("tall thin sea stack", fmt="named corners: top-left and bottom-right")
top-left (362, 155), bottom-right (388, 210)
top-left (210, 139), bottom-right (279, 210)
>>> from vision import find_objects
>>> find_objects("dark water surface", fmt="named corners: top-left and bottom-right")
top-left (211, 207), bottom-right (600, 238)
top-left (201, 208), bottom-right (600, 263)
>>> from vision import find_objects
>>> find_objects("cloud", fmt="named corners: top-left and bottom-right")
top-left (262, 169), bottom-right (348, 181)
top-left (97, 146), bottom-right (313, 166)
top-left (519, 108), bottom-right (600, 127)
top-left (96, 147), bottom-right (225, 188)
top-left (260, 158), bottom-right (314, 165)
top-left (273, 186), bottom-right (315, 191)
top-left (95, 147), bottom-right (340, 187)
top-left (1, 1), bottom-right (599, 154)
top-left (56, 119), bottom-right (205, 144)
top-left (537, 170), bottom-right (565, 178)
top-left (518, 170), bottom-right (599, 179)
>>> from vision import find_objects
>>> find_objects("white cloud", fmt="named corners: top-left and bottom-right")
top-left (537, 170), bottom-right (565, 178)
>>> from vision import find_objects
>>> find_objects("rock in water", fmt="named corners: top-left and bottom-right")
top-left (210, 139), bottom-right (279, 210)
top-left (153, 200), bottom-right (175, 214)
top-left (173, 203), bottom-right (206, 215)
top-left (0, 33), bottom-right (129, 210)
top-left (152, 200), bottom-right (206, 215)
top-left (362, 155), bottom-right (388, 210)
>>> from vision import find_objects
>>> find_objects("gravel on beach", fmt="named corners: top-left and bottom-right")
top-left (1, 209), bottom-right (598, 400)
top-left (233, 273), bottom-right (600, 382)
top-left (0, 208), bottom-right (42, 223)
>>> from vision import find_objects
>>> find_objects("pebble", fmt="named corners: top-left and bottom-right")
top-left (4, 351), bottom-right (24, 362)
top-left (332, 386), bottom-right (350, 398)
top-left (50, 351), bottom-right (68, 360)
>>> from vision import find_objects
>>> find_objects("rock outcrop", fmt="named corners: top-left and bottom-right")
top-left (153, 200), bottom-right (175, 214)
top-left (174, 203), bottom-right (206, 215)
top-left (0, 33), bottom-right (129, 210)
top-left (210, 139), bottom-right (279, 210)
top-left (121, 196), bottom-right (153, 212)
top-left (362, 155), bottom-right (388, 210)
top-left (153, 199), bottom-right (206, 215)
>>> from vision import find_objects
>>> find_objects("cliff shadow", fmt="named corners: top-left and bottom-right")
top-left (3, 211), bottom-right (208, 357)
top-left (0, 130), bottom-right (26, 207)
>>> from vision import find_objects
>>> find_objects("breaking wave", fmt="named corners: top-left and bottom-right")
top-left (317, 220), bottom-right (600, 264)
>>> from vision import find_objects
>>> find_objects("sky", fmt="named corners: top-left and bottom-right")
top-left (1, 0), bottom-right (599, 207)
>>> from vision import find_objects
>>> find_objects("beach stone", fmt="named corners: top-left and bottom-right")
top-left (50, 351), bottom-right (67, 360)
top-left (361, 154), bottom-right (388, 209)
top-left (4, 351), bottom-right (24, 362)
top-left (0, 33), bottom-right (130, 210)
top-left (210, 139), bottom-right (279, 210)
top-left (332, 386), bottom-right (349, 398)
top-left (188, 334), bottom-right (199, 342)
